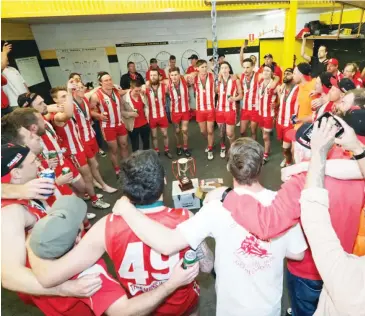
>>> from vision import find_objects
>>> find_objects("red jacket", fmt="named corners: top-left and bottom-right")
top-left (223, 173), bottom-right (364, 280)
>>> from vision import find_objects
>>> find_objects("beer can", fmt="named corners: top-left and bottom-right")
top-left (183, 250), bottom-right (197, 269)
top-left (39, 168), bottom-right (56, 197)
top-left (48, 150), bottom-right (57, 159)
top-left (62, 167), bottom-right (71, 175)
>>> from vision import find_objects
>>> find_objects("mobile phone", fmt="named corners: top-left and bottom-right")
top-left (302, 112), bottom-right (344, 144)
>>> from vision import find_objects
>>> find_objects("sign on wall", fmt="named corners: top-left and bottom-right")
top-left (56, 48), bottom-right (111, 85)
top-left (15, 56), bottom-right (45, 87)
top-left (115, 39), bottom-right (207, 78)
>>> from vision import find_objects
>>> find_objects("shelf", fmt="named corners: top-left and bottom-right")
top-left (306, 35), bottom-right (364, 40)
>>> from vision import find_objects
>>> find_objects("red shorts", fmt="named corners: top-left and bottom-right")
top-left (215, 110), bottom-right (236, 125)
top-left (84, 138), bottom-right (99, 159)
top-left (149, 116), bottom-right (169, 129)
top-left (276, 123), bottom-right (294, 143)
top-left (69, 151), bottom-right (88, 169)
top-left (55, 157), bottom-right (81, 183)
top-left (102, 125), bottom-right (128, 142)
top-left (240, 109), bottom-right (260, 123)
top-left (259, 116), bottom-right (274, 131)
top-left (196, 110), bottom-right (215, 123)
top-left (171, 111), bottom-right (190, 124)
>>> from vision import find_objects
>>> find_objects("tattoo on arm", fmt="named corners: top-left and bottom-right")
top-left (196, 241), bottom-right (214, 273)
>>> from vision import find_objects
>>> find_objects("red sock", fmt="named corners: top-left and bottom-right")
top-left (83, 219), bottom-right (91, 231)
top-left (264, 153), bottom-right (269, 158)
top-left (90, 195), bottom-right (98, 202)
top-left (208, 146), bottom-right (213, 151)
top-left (154, 148), bottom-right (159, 153)
top-left (221, 143), bottom-right (226, 149)
top-left (177, 145), bottom-right (181, 149)
top-left (183, 145), bottom-right (188, 150)
top-left (164, 146), bottom-right (169, 152)
top-left (114, 167), bottom-right (120, 174)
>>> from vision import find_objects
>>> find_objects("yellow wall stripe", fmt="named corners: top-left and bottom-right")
top-left (40, 50), bottom-right (58, 60)
top-left (320, 8), bottom-right (365, 24)
top-left (1, 22), bottom-right (34, 40)
top-left (2, 0), bottom-right (340, 19)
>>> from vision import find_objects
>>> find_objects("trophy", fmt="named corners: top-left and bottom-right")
top-left (172, 157), bottom-right (196, 191)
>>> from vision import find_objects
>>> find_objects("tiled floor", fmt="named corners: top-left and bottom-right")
top-left (1, 123), bottom-right (290, 315)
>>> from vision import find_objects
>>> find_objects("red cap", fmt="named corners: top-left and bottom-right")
top-left (328, 58), bottom-right (339, 66)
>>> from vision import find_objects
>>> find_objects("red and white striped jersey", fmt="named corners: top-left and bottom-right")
top-left (258, 79), bottom-right (277, 118)
top-left (194, 73), bottom-right (215, 111)
top-left (73, 97), bottom-right (95, 143)
top-left (277, 85), bottom-right (299, 127)
top-left (335, 71), bottom-right (344, 82)
top-left (95, 88), bottom-right (122, 129)
top-left (51, 115), bottom-right (84, 155)
top-left (168, 78), bottom-right (189, 114)
top-left (40, 119), bottom-right (65, 164)
top-left (145, 84), bottom-right (167, 119)
top-left (240, 72), bottom-right (259, 111)
top-left (217, 77), bottom-right (237, 112)
top-left (313, 101), bottom-right (334, 121)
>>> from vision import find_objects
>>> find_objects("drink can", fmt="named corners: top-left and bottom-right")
top-left (62, 167), bottom-right (71, 175)
top-left (183, 250), bottom-right (197, 269)
top-left (48, 150), bottom-right (57, 159)
top-left (39, 168), bottom-right (56, 197)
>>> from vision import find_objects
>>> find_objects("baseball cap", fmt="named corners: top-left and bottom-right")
top-left (338, 78), bottom-right (356, 93)
top-left (18, 92), bottom-right (38, 108)
top-left (29, 195), bottom-right (87, 259)
top-left (264, 53), bottom-right (273, 59)
top-left (188, 54), bottom-right (199, 60)
top-left (297, 62), bottom-right (312, 77)
top-left (328, 58), bottom-right (339, 66)
top-left (150, 58), bottom-right (157, 64)
top-left (343, 109), bottom-right (365, 136)
top-left (1, 143), bottom-right (30, 182)
top-left (284, 68), bottom-right (294, 74)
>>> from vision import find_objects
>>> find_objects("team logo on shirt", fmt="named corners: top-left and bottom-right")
top-left (234, 234), bottom-right (274, 275)
top-left (128, 280), bottom-right (165, 295)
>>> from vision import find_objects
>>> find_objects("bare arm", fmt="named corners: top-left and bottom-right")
top-left (239, 41), bottom-right (247, 68)
top-left (106, 260), bottom-right (199, 316)
top-left (113, 197), bottom-right (189, 256)
top-left (53, 80), bottom-right (75, 124)
top-left (1, 42), bottom-right (12, 70)
top-left (27, 216), bottom-right (107, 288)
top-left (89, 93), bottom-right (105, 121)
top-left (301, 36), bottom-right (312, 62)
top-left (235, 78), bottom-right (243, 101)
top-left (1, 179), bottom-right (55, 200)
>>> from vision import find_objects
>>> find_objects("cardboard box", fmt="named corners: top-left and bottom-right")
top-left (172, 178), bottom-right (201, 210)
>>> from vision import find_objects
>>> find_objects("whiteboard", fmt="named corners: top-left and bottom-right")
top-left (56, 48), bottom-right (111, 86)
top-left (115, 39), bottom-right (207, 79)
top-left (45, 66), bottom-right (69, 87)
top-left (15, 56), bottom-right (44, 87)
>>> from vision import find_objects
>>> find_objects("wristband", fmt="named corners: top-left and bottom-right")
top-left (353, 150), bottom-right (365, 160)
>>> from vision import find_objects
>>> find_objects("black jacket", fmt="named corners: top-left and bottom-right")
top-left (120, 72), bottom-right (145, 89)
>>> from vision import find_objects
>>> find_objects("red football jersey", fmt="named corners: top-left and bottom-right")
top-left (105, 207), bottom-right (199, 316)
top-left (73, 97), bottom-right (95, 143)
top-left (95, 88), bottom-right (123, 129)
top-left (30, 259), bottom-right (125, 316)
top-left (194, 73), bottom-right (215, 111)
top-left (145, 84), bottom-right (167, 120)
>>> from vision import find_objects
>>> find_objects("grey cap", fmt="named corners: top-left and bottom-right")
top-left (29, 195), bottom-right (87, 259)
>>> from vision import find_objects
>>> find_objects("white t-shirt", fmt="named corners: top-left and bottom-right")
top-left (177, 188), bottom-right (307, 316)
top-left (2, 66), bottom-right (28, 107)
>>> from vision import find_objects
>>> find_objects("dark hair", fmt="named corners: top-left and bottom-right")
top-left (127, 61), bottom-right (135, 67)
top-left (130, 80), bottom-right (143, 88)
top-left (227, 138), bottom-right (263, 185)
top-left (120, 150), bottom-right (165, 205)
top-left (169, 67), bottom-right (180, 74)
top-left (97, 71), bottom-right (109, 82)
top-left (69, 72), bottom-right (81, 80)
top-left (50, 86), bottom-right (66, 99)
top-left (196, 59), bottom-right (207, 67)
top-left (242, 58), bottom-right (254, 66)
top-left (346, 88), bottom-right (365, 108)
top-left (169, 55), bottom-right (176, 61)
top-left (149, 69), bottom-right (159, 76)
top-left (1, 108), bottom-right (39, 145)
